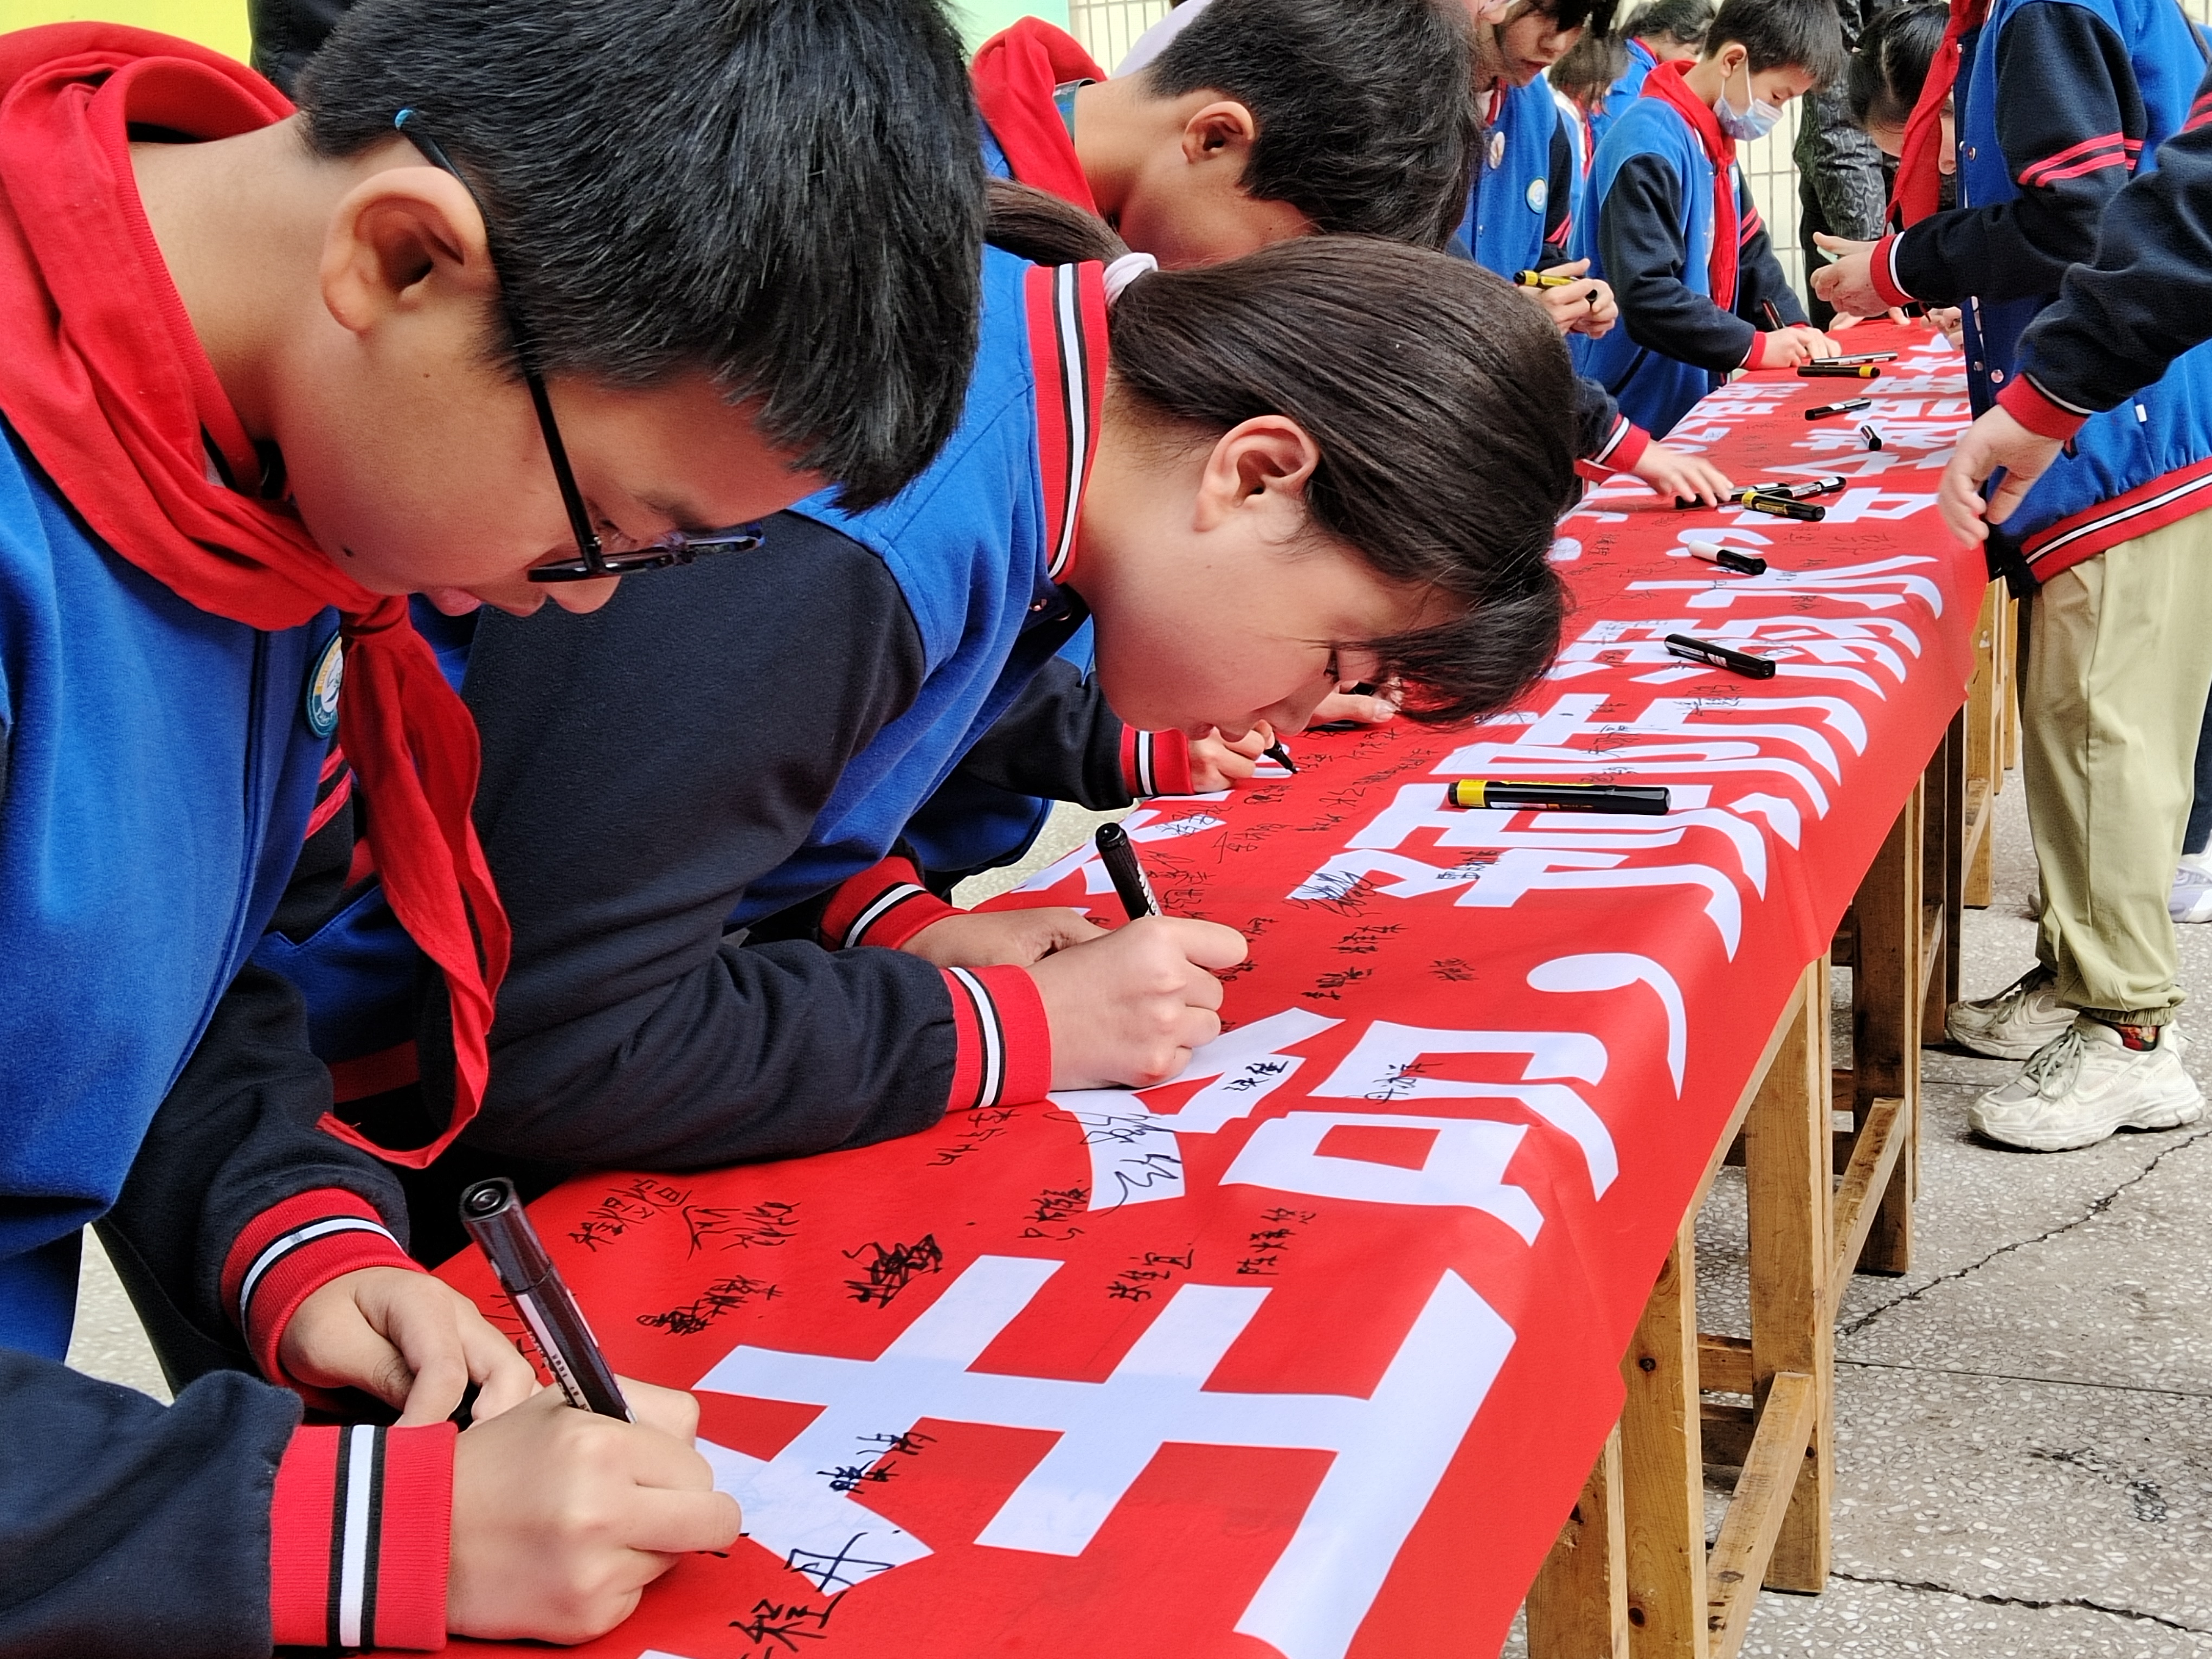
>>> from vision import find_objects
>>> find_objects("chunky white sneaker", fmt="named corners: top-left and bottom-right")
top-left (2173, 859), bottom-right (2212, 923)
top-left (1969, 1019), bottom-right (2203, 1152)
top-left (1945, 966), bottom-right (2079, 1060)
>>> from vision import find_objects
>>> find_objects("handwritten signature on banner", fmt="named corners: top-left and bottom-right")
top-left (451, 331), bottom-right (1977, 1659)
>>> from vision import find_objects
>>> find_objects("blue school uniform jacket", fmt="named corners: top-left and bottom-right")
top-left (1572, 88), bottom-right (1804, 436)
top-left (1455, 77), bottom-right (1571, 277)
top-left (0, 425), bottom-right (332, 1357)
top-left (265, 249), bottom-right (1106, 1079)
top-left (1595, 38), bottom-right (1661, 149)
top-left (1871, 0), bottom-right (2212, 580)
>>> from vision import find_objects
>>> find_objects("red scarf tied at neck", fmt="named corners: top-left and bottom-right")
top-left (970, 17), bottom-right (1107, 210)
top-left (1641, 60), bottom-right (1742, 311)
top-left (1889, 0), bottom-right (1984, 227)
top-left (0, 24), bottom-right (507, 1168)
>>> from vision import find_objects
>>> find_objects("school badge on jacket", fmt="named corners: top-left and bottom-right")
top-left (305, 630), bottom-right (343, 737)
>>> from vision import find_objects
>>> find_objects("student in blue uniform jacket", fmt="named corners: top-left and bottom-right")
top-left (0, 0), bottom-right (988, 1648)
top-left (1458, 0), bottom-right (1745, 506)
top-left (241, 183), bottom-right (1587, 1266)
top-left (1576, 0), bottom-right (1845, 436)
top-left (1821, 0), bottom-right (2212, 1153)
top-left (1597, 0), bottom-right (1716, 144)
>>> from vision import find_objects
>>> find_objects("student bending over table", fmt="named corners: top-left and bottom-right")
top-left (0, 0), bottom-right (988, 1648)
top-left (236, 184), bottom-right (1583, 1272)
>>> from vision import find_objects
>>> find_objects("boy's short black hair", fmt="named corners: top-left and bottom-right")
top-left (1527, 0), bottom-right (1625, 41)
top-left (1623, 0), bottom-right (1716, 48)
top-left (298, 0), bottom-right (983, 510)
top-left (1144, 0), bottom-right (1480, 246)
top-left (1704, 0), bottom-right (1847, 83)
top-left (1847, 2), bottom-right (1948, 129)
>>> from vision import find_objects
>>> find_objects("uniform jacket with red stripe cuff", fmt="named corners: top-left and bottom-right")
top-left (2006, 57), bottom-right (2212, 427)
top-left (270, 1422), bottom-right (453, 1649)
top-left (221, 1187), bottom-right (415, 1398)
top-left (1120, 725), bottom-right (1195, 798)
top-left (1875, 5), bottom-right (2156, 312)
top-left (1889, 0), bottom-right (2212, 578)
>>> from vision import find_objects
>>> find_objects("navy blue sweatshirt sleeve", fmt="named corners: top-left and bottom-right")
top-left (1599, 151), bottom-right (1762, 372)
top-left (0, 1348), bottom-right (297, 1657)
top-left (414, 511), bottom-right (961, 1172)
top-left (941, 656), bottom-right (1134, 809)
top-left (2014, 61), bottom-right (2212, 416)
top-left (1732, 172), bottom-right (1807, 329)
top-left (1889, 4), bottom-right (2146, 305)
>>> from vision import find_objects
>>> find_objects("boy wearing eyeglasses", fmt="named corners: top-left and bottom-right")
top-left (0, 0), bottom-right (985, 1648)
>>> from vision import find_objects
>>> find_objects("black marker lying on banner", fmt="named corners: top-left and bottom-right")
top-left (1665, 632), bottom-right (1777, 679)
top-left (1827, 352), bottom-right (1897, 366)
top-left (1805, 397), bottom-right (1873, 421)
top-left (1760, 473), bottom-right (1848, 501)
top-left (1094, 821), bottom-right (1161, 920)
top-left (1798, 363), bottom-right (1881, 379)
top-left (1444, 779), bottom-right (1670, 815)
top-left (1735, 490), bottom-right (1826, 521)
top-left (1860, 423), bottom-right (1883, 451)
top-left (460, 1178), bottom-right (632, 1420)
top-left (1687, 538), bottom-right (1766, 574)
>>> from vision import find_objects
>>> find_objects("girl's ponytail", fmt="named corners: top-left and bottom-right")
top-left (984, 177), bottom-right (1128, 267)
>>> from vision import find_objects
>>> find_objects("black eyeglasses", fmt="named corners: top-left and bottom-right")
top-left (394, 110), bottom-right (764, 582)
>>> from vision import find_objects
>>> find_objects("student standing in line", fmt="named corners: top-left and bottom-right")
top-left (1596, 0), bottom-right (1716, 144)
top-left (0, 0), bottom-right (988, 1646)
top-left (1574, 0), bottom-right (1843, 438)
top-left (1793, 0), bottom-right (1892, 330)
top-left (238, 184), bottom-right (1584, 1271)
top-left (1553, 31), bottom-right (1632, 211)
top-left (1918, 41), bottom-right (2212, 1151)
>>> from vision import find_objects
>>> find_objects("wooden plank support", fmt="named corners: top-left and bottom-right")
top-left (1963, 582), bottom-right (2003, 908)
top-left (1703, 1373), bottom-right (1821, 1659)
top-left (1922, 716), bottom-right (1964, 1046)
top-left (1829, 1096), bottom-right (1908, 1310)
top-left (1744, 959), bottom-right (1833, 1594)
top-left (1622, 1219), bottom-right (1708, 1659)
top-left (1697, 1332), bottom-right (1754, 1397)
top-left (1961, 776), bottom-right (1995, 910)
top-left (1527, 1424), bottom-right (1630, 1659)
top-left (1850, 781), bottom-right (1921, 1276)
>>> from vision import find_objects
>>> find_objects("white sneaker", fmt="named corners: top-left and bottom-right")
top-left (1945, 966), bottom-right (2079, 1060)
top-left (1969, 1019), bottom-right (2203, 1152)
top-left (2173, 859), bottom-right (2212, 923)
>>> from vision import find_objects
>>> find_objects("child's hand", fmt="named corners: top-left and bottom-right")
top-left (1630, 441), bottom-right (1733, 506)
top-left (447, 1378), bottom-right (741, 1642)
top-left (1758, 325), bottom-right (1840, 367)
top-left (902, 906), bottom-right (1104, 968)
top-left (1310, 683), bottom-right (1400, 727)
top-left (1938, 404), bottom-right (2062, 543)
top-left (1187, 724), bottom-right (1270, 790)
top-left (1029, 915), bottom-right (1247, 1088)
top-left (1522, 260), bottom-right (1618, 338)
top-left (1809, 233), bottom-right (1886, 318)
top-left (1931, 305), bottom-right (1965, 348)
top-left (280, 1265), bottom-right (538, 1425)
top-left (1829, 306), bottom-right (1911, 331)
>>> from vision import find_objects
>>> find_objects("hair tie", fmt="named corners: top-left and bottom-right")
top-left (1102, 251), bottom-right (1159, 305)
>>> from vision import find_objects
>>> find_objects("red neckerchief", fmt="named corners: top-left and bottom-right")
top-left (1890, 0), bottom-right (1985, 226)
top-left (1641, 60), bottom-right (1740, 311)
top-left (0, 24), bottom-right (506, 1168)
top-left (971, 17), bottom-right (1106, 210)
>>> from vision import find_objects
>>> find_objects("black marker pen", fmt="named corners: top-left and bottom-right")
top-left (459, 1178), bottom-right (632, 1420)
top-left (1445, 780), bottom-right (1671, 815)
top-left (1664, 632), bottom-right (1778, 679)
top-left (1687, 538), bottom-right (1766, 574)
top-left (1860, 423), bottom-right (1883, 451)
top-left (1798, 362), bottom-right (1881, 379)
top-left (1263, 741), bottom-right (1297, 773)
top-left (1762, 474), bottom-right (1848, 501)
top-left (1094, 821), bottom-right (1162, 920)
top-left (1827, 352), bottom-right (1897, 365)
top-left (1737, 490), bottom-right (1827, 522)
top-left (1514, 269), bottom-right (1579, 288)
top-left (1805, 397), bottom-right (1873, 421)
top-left (1760, 299), bottom-right (1785, 331)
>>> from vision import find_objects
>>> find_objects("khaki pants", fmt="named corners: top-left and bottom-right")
top-left (2022, 507), bottom-right (2212, 1024)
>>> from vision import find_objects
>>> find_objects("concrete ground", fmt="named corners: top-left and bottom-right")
top-left (67, 786), bottom-right (2212, 1654)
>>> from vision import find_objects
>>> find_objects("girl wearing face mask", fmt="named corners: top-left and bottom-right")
top-left (1567, 0), bottom-right (1847, 437)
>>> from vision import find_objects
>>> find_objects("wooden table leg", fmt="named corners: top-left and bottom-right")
top-left (1744, 959), bottom-right (1833, 1594)
top-left (1622, 1218), bottom-right (1708, 1659)
top-left (1527, 1424), bottom-right (1629, 1659)
top-left (1850, 782), bottom-right (1921, 1276)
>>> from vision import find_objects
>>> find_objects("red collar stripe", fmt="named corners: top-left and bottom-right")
top-left (1024, 261), bottom-right (1110, 583)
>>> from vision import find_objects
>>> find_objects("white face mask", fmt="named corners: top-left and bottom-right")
top-left (1713, 57), bottom-right (1782, 140)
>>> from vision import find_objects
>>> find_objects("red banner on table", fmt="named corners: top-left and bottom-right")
top-left (431, 326), bottom-right (1983, 1659)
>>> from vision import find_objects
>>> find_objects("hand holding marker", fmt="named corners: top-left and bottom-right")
top-left (460, 1178), bottom-right (632, 1420)
top-left (1094, 821), bottom-right (1162, 921)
